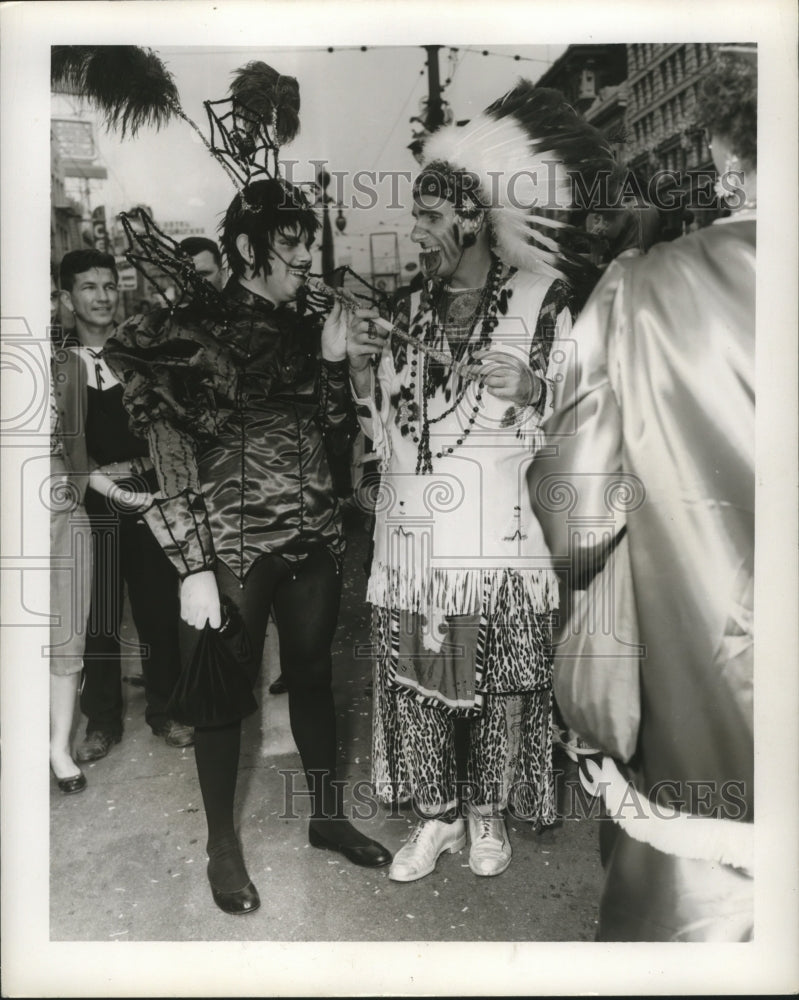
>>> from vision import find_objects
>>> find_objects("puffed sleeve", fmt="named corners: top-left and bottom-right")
top-left (104, 310), bottom-right (236, 577)
top-left (527, 263), bottom-right (627, 583)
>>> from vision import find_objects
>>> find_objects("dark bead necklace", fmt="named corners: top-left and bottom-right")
top-left (394, 257), bottom-right (507, 474)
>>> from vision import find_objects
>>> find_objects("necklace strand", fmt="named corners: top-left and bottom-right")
top-left (397, 257), bottom-right (509, 474)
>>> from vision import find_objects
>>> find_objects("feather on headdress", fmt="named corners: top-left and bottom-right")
top-left (229, 61), bottom-right (300, 147)
top-left (206, 61), bottom-right (302, 186)
top-left (51, 46), bottom-right (180, 137)
top-left (421, 82), bottom-right (619, 280)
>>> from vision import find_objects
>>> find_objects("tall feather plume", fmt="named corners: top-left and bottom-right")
top-left (51, 46), bottom-right (180, 138)
top-left (229, 61), bottom-right (300, 146)
top-left (422, 81), bottom-right (618, 290)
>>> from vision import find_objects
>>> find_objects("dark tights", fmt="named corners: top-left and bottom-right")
top-left (182, 549), bottom-right (344, 891)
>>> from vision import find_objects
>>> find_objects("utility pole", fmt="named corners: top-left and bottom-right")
top-left (317, 168), bottom-right (335, 282)
top-left (424, 45), bottom-right (444, 132)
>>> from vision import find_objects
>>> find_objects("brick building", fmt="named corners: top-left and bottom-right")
top-left (536, 42), bottom-right (724, 231)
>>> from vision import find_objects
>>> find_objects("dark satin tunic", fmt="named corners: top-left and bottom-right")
top-left (105, 280), bottom-right (354, 581)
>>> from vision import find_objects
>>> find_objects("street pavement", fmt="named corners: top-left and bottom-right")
top-left (50, 506), bottom-right (604, 943)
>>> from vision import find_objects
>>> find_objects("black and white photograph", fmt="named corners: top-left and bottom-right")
top-left (1, 1), bottom-right (797, 996)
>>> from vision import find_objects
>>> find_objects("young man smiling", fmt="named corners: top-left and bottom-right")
top-left (57, 249), bottom-right (190, 764)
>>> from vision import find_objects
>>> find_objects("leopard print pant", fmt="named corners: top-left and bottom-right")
top-left (371, 573), bottom-right (557, 823)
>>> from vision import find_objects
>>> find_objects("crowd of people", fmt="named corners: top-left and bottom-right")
top-left (49, 48), bottom-right (755, 940)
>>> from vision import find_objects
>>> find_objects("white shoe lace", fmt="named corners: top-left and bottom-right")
top-left (475, 815), bottom-right (495, 840)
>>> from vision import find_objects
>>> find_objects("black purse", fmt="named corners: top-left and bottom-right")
top-left (167, 601), bottom-right (258, 728)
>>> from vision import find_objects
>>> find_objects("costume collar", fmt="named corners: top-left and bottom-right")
top-left (223, 277), bottom-right (280, 314)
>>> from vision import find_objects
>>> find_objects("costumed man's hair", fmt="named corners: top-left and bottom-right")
top-left (179, 236), bottom-right (223, 267)
top-left (59, 249), bottom-right (119, 292)
top-left (220, 178), bottom-right (320, 279)
top-left (697, 48), bottom-right (757, 170)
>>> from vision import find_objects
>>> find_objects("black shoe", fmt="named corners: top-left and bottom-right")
top-left (207, 866), bottom-right (261, 915)
top-left (54, 770), bottom-right (87, 795)
top-left (308, 821), bottom-right (393, 868)
top-left (153, 719), bottom-right (195, 748)
top-left (75, 731), bottom-right (120, 763)
top-left (268, 674), bottom-right (287, 695)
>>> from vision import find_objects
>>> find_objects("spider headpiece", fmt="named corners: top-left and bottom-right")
top-left (205, 61), bottom-right (301, 188)
top-left (119, 208), bottom-right (230, 314)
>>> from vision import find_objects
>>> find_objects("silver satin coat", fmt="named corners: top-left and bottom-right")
top-left (529, 217), bottom-right (755, 941)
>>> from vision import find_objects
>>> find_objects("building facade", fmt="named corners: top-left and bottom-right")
top-left (535, 42), bottom-right (723, 231)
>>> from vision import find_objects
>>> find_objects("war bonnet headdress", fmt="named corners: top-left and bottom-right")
top-left (418, 81), bottom-right (620, 283)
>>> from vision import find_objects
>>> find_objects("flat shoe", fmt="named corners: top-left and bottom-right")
top-left (268, 675), bottom-right (288, 695)
top-left (389, 817), bottom-right (467, 882)
top-left (75, 731), bottom-right (120, 763)
top-left (55, 770), bottom-right (87, 795)
top-left (308, 823), bottom-right (392, 868)
top-left (207, 867), bottom-right (261, 916)
top-left (467, 809), bottom-right (512, 877)
top-left (153, 719), bottom-right (195, 748)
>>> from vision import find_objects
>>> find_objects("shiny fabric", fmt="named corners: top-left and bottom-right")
top-left (105, 281), bottom-right (354, 579)
top-left (529, 218), bottom-right (755, 941)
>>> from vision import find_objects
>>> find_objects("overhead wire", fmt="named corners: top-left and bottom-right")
top-left (369, 71), bottom-right (425, 172)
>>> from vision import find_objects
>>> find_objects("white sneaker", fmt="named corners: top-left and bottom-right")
top-left (467, 808), bottom-right (512, 877)
top-left (389, 817), bottom-right (467, 882)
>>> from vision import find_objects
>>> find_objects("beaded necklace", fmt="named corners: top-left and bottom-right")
top-left (395, 256), bottom-right (510, 474)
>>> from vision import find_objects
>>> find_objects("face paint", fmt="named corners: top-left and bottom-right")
top-left (411, 195), bottom-right (469, 281)
top-left (261, 226), bottom-right (313, 305)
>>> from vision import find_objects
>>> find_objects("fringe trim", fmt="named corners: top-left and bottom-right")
top-left (584, 756), bottom-right (754, 875)
top-left (367, 564), bottom-right (559, 617)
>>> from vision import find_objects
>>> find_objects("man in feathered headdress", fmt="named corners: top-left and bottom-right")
top-left (347, 82), bottom-right (618, 882)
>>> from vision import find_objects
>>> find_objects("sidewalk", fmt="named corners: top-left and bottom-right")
top-left (50, 508), bottom-right (603, 942)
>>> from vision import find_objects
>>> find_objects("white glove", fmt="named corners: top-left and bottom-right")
top-left (180, 569), bottom-right (222, 630)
